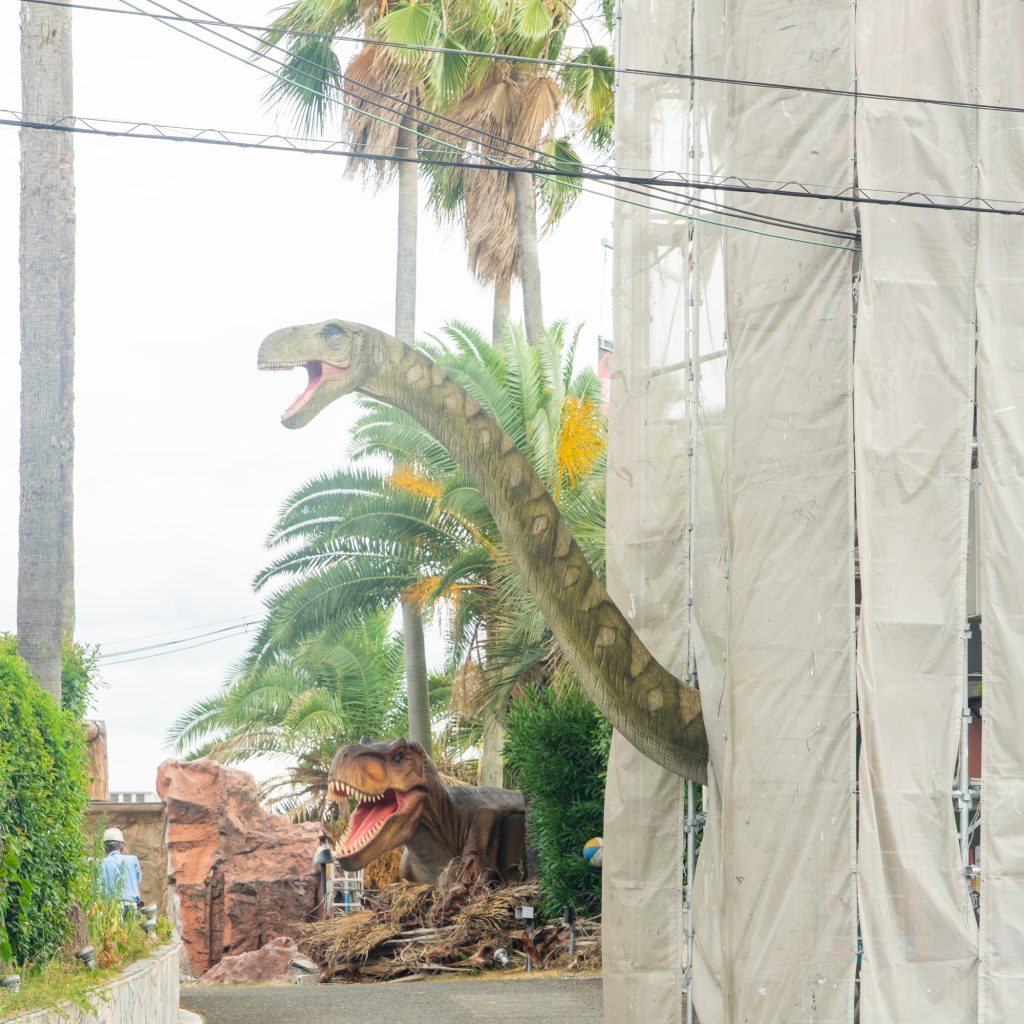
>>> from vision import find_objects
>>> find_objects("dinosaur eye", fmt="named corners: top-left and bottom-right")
top-left (321, 322), bottom-right (347, 348)
top-left (391, 751), bottom-right (405, 765)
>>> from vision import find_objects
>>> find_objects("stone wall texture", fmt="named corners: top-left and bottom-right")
top-left (5, 942), bottom-right (180, 1024)
top-left (156, 759), bottom-right (322, 976)
top-left (86, 802), bottom-right (169, 915)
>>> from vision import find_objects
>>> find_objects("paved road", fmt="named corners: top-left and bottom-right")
top-left (183, 976), bottom-right (602, 1024)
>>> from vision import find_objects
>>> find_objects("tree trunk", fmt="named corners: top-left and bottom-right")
top-left (512, 171), bottom-right (543, 347)
top-left (492, 277), bottom-right (511, 348)
top-left (394, 122), bottom-right (432, 750)
top-left (477, 704), bottom-right (506, 788)
top-left (401, 598), bottom-right (432, 752)
top-left (19, 0), bottom-right (75, 701)
top-left (394, 121), bottom-right (418, 347)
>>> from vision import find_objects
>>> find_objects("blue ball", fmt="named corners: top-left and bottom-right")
top-left (583, 836), bottom-right (604, 868)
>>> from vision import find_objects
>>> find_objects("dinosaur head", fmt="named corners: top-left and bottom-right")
top-left (328, 737), bottom-right (430, 870)
top-left (257, 319), bottom-right (383, 429)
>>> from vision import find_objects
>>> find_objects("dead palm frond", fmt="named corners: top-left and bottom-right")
top-left (343, 46), bottom-right (425, 180)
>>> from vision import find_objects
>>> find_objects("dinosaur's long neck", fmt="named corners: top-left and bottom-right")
top-left (362, 332), bottom-right (707, 783)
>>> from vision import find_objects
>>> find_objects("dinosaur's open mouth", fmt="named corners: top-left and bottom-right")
top-left (259, 359), bottom-right (350, 421)
top-left (332, 782), bottom-right (425, 857)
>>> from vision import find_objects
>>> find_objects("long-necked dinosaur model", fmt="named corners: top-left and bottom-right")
top-left (258, 319), bottom-right (708, 784)
top-left (329, 737), bottom-right (527, 885)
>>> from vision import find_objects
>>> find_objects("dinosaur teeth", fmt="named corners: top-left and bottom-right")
top-left (329, 779), bottom-right (388, 804)
top-left (259, 361), bottom-right (302, 372)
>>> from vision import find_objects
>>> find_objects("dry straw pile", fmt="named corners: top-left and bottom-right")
top-left (299, 880), bottom-right (601, 982)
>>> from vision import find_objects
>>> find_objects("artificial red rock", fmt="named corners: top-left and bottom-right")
top-left (157, 759), bottom-right (322, 976)
top-left (198, 936), bottom-right (300, 986)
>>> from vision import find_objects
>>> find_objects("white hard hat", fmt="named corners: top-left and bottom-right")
top-left (103, 827), bottom-right (125, 845)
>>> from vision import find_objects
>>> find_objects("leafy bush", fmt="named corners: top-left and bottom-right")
top-left (504, 685), bottom-right (611, 920)
top-left (0, 638), bottom-right (90, 965)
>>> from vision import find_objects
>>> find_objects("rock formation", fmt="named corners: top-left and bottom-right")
top-left (198, 936), bottom-right (302, 986)
top-left (156, 759), bottom-right (322, 975)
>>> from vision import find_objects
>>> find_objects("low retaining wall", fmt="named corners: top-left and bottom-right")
top-left (4, 943), bottom-right (181, 1024)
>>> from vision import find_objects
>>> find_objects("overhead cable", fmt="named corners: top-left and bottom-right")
top-left (97, 619), bottom-right (259, 660)
top-left (99, 626), bottom-right (255, 665)
top-left (13, 0), bottom-right (860, 247)
top-left (4, 111), bottom-right (1019, 221)
top-left (163, 0), bottom-right (857, 242)
top-left (101, 612), bottom-right (262, 648)
top-left (23, 0), bottom-right (1024, 117)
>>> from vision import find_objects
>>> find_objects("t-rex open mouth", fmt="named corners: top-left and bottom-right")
top-left (330, 779), bottom-right (424, 857)
top-left (259, 359), bottom-right (350, 421)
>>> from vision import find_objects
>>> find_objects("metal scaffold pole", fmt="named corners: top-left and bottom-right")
top-left (683, 2), bottom-right (701, 1019)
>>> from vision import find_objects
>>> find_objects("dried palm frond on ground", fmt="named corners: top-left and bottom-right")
top-left (362, 847), bottom-right (403, 889)
top-left (298, 879), bottom-right (601, 982)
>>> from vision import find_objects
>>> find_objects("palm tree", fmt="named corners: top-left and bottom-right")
top-left (263, 0), bottom-right (614, 351)
top-left (241, 321), bottom-right (606, 783)
top-left (168, 610), bottom-right (432, 819)
top-left (259, 0), bottom-right (452, 746)
top-left (425, 18), bottom-right (615, 346)
top-left (18, 0), bottom-right (76, 700)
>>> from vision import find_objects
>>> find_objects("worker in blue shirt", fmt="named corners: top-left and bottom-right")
top-left (99, 827), bottom-right (142, 911)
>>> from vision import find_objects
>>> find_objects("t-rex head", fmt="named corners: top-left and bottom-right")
top-left (328, 737), bottom-right (431, 871)
top-left (257, 319), bottom-right (384, 429)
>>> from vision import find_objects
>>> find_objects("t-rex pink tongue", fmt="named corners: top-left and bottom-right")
top-left (342, 790), bottom-right (399, 852)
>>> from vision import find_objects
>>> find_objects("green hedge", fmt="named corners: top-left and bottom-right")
top-left (0, 636), bottom-right (91, 965)
top-left (504, 685), bottom-right (611, 920)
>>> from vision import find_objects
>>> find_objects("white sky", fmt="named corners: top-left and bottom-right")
top-left (0, 2), bottom-right (612, 792)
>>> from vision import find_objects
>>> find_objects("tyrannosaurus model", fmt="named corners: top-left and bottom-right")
top-left (329, 737), bottom-right (527, 885)
top-left (258, 319), bottom-right (708, 784)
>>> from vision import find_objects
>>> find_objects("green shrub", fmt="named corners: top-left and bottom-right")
top-left (504, 685), bottom-right (611, 920)
top-left (0, 639), bottom-right (90, 965)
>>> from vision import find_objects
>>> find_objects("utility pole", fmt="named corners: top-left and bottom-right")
top-left (18, 0), bottom-right (76, 700)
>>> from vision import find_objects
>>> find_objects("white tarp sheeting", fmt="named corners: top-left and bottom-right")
top-left (977, 2), bottom-right (1024, 1017)
top-left (602, 0), bottom-right (690, 1018)
top-left (604, 2), bottom-right (1024, 1021)
top-left (689, 6), bottom-right (729, 1018)
top-left (855, 3), bottom-right (980, 1020)
top-left (714, 1), bottom-right (858, 1020)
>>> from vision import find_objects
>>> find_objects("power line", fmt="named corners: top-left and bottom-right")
top-left (26, 0), bottom-right (1024, 221)
top-left (101, 612), bottom-right (262, 648)
top-left (4, 111), bottom-right (1020, 221)
top-left (123, 0), bottom-right (854, 244)
top-left (12, 0), bottom-right (1002, 231)
top-left (162, 0), bottom-right (857, 243)
top-left (4, 0), bottom-right (861, 246)
top-left (97, 618), bottom-right (259, 659)
top-left (99, 625), bottom-right (255, 665)
top-left (23, 0), bottom-right (1024, 118)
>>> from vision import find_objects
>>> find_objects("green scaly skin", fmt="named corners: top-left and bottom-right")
top-left (258, 320), bottom-right (708, 784)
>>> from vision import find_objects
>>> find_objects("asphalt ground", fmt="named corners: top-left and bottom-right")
top-left (183, 975), bottom-right (603, 1024)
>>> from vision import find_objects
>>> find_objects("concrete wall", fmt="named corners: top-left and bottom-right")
top-left (87, 802), bottom-right (168, 915)
top-left (5, 942), bottom-right (180, 1024)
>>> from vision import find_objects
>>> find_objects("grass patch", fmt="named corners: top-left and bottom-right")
top-left (0, 904), bottom-right (175, 1017)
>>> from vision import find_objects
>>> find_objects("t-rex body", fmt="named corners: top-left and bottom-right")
top-left (329, 737), bottom-right (527, 885)
top-left (258, 319), bottom-right (708, 784)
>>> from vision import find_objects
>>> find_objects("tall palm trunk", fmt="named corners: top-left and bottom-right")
top-left (477, 704), bottom-right (506, 787)
top-left (512, 171), bottom-right (544, 347)
top-left (401, 598), bottom-right (432, 751)
top-left (18, 0), bottom-right (75, 700)
top-left (394, 119), bottom-right (431, 750)
top-left (476, 629), bottom-right (505, 787)
top-left (492, 277), bottom-right (511, 347)
top-left (394, 120), bottom-right (418, 346)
